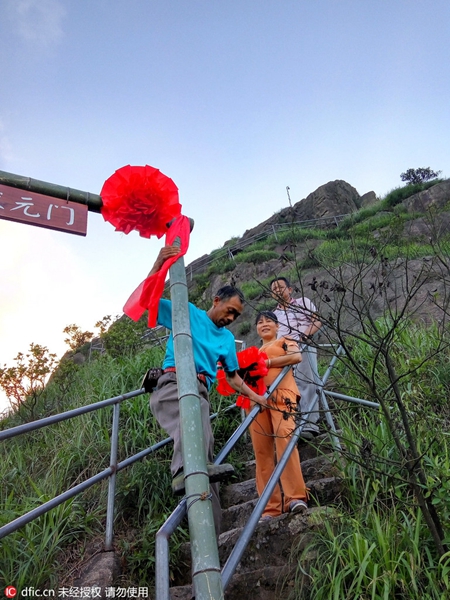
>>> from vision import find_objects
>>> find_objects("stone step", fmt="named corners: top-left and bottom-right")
top-left (221, 452), bottom-right (342, 509)
top-left (173, 506), bottom-right (334, 587)
top-left (221, 474), bottom-right (343, 531)
top-left (170, 563), bottom-right (306, 600)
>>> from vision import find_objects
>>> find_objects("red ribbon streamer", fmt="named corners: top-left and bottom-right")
top-left (123, 215), bottom-right (190, 327)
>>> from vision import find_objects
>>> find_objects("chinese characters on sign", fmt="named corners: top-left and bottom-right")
top-left (0, 183), bottom-right (88, 236)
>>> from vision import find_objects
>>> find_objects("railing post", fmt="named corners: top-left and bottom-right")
top-left (168, 225), bottom-right (224, 600)
top-left (105, 402), bottom-right (120, 550)
top-left (312, 344), bottom-right (344, 450)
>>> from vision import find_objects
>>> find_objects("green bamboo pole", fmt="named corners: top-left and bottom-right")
top-left (169, 230), bottom-right (224, 600)
top-left (0, 169), bottom-right (102, 213)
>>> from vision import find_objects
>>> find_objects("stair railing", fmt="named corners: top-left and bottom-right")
top-left (156, 342), bottom-right (383, 597)
top-left (221, 341), bottom-right (341, 589)
top-left (154, 366), bottom-right (293, 600)
top-left (0, 388), bottom-right (153, 546)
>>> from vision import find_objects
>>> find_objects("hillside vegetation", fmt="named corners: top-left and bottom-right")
top-left (1, 179), bottom-right (450, 598)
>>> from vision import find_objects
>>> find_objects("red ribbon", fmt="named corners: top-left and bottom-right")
top-left (123, 215), bottom-right (190, 327)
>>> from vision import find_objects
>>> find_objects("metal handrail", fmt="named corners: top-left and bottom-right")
top-left (0, 386), bottom-right (251, 544)
top-left (155, 367), bottom-right (293, 600)
top-left (0, 388), bottom-right (145, 542)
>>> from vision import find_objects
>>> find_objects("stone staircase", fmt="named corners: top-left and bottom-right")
top-left (169, 433), bottom-right (344, 599)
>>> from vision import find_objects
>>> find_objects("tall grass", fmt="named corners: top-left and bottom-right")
top-left (291, 323), bottom-right (450, 599)
top-left (0, 346), bottom-right (181, 589)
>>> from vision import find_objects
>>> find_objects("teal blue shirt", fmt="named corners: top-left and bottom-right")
top-left (157, 299), bottom-right (239, 389)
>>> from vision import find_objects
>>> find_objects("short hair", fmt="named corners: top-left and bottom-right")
top-left (215, 285), bottom-right (245, 304)
top-left (270, 276), bottom-right (291, 289)
top-left (255, 310), bottom-right (278, 325)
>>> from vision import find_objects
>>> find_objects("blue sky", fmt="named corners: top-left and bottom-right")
top-left (0, 0), bottom-right (449, 412)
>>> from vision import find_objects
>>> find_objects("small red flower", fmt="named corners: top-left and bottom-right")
top-left (100, 164), bottom-right (181, 238)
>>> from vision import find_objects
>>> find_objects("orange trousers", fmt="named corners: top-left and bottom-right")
top-left (249, 388), bottom-right (308, 517)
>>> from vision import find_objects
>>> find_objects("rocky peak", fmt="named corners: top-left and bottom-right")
top-left (238, 179), bottom-right (361, 243)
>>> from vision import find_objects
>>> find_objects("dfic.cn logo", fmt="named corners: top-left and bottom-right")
top-left (5, 587), bottom-right (17, 599)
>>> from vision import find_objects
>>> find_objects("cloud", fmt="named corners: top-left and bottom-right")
top-left (6, 0), bottom-right (66, 47)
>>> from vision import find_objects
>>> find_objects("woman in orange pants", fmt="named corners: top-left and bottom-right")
top-left (250, 310), bottom-right (308, 521)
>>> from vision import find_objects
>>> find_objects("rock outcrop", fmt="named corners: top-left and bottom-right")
top-left (404, 179), bottom-right (450, 213)
top-left (239, 180), bottom-right (361, 242)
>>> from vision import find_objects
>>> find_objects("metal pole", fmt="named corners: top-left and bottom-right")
top-left (0, 169), bottom-right (103, 212)
top-left (325, 390), bottom-right (380, 409)
top-left (169, 227), bottom-right (224, 600)
top-left (154, 368), bottom-right (293, 599)
top-left (305, 343), bottom-right (342, 450)
top-left (222, 401), bottom-right (303, 590)
top-left (155, 500), bottom-right (187, 600)
top-left (105, 402), bottom-right (120, 550)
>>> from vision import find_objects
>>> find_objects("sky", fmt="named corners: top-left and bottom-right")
top-left (0, 0), bottom-right (449, 414)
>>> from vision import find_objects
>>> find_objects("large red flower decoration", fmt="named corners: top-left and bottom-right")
top-left (100, 165), bottom-right (181, 238)
top-left (216, 347), bottom-right (268, 409)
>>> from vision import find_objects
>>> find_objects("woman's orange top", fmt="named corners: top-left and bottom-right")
top-left (260, 337), bottom-right (301, 396)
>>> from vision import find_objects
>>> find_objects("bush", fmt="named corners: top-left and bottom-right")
top-left (382, 180), bottom-right (443, 209)
top-left (237, 321), bottom-right (251, 336)
top-left (207, 259), bottom-right (236, 274)
top-left (235, 249), bottom-right (279, 264)
top-left (274, 227), bottom-right (327, 246)
top-left (241, 281), bottom-right (265, 300)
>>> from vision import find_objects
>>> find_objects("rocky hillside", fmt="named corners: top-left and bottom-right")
top-left (182, 178), bottom-right (450, 348)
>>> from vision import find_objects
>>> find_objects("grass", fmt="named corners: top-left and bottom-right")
top-left (0, 338), bottom-right (246, 589)
top-left (0, 346), bottom-right (182, 589)
top-left (381, 179), bottom-right (444, 209)
top-left (289, 320), bottom-right (450, 599)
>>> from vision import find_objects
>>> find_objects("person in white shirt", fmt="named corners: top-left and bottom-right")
top-left (270, 277), bottom-right (322, 439)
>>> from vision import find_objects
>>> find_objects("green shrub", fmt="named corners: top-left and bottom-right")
top-left (241, 281), bottom-right (265, 300)
top-left (237, 321), bottom-right (251, 336)
top-left (382, 180), bottom-right (443, 209)
top-left (254, 299), bottom-right (275, 313)
top-left (208, 258), bottom-right (236, 274)
top-left (235, 249), bottom-right (279, 264)
top-left (274, 227), bottom-right (327, 246)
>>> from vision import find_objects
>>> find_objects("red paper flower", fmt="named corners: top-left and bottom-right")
top-left (216, 369), bottom-right (235, 396)
top-left (216, 347), bottom-right (269, 409)
top-left (100, 164), bottom-right (181, 238)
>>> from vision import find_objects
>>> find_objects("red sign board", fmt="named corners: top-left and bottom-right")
top-left (0, 183), bottom-right (88, 236)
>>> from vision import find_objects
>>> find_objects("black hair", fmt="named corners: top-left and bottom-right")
top-left (269, 276), bottom-right (291, 289)
top-left (255, 310), bottom-right (279, 325)
top-left (215, 285), bottom-right (245, 304)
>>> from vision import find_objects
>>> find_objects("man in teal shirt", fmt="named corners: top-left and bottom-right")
top-left (149, 246), bottom-right (267, 534)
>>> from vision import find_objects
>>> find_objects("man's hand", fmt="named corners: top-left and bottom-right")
top-left (148, 245), bottom-right (180, 276)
